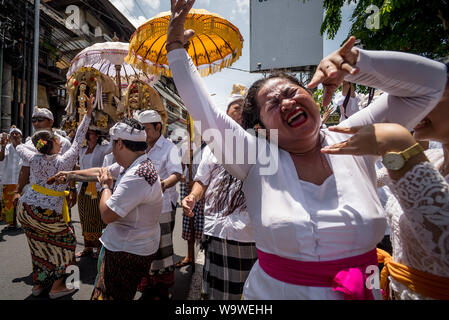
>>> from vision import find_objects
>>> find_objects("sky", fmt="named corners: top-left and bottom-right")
top-left (111, 0), bottom-right (355, 111)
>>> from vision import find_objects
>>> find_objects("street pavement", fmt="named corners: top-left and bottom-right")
top-left (0, 203), bottom-right (203, 300)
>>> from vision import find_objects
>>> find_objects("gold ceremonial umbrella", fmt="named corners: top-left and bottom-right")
top-left (125, 9), bottom-right (244, 77)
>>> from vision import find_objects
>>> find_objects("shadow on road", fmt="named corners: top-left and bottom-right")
top-left (12, 272), bottom-right (34, 286)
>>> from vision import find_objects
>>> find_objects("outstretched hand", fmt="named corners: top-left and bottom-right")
top-left (47, 171), bottom-right (70, 185)
top-left (321, 123), bottom-right (417, 156)
top-left (167, 0), bottom-right (196, 52)
top-left (308, 36), bottom-right (360, 107)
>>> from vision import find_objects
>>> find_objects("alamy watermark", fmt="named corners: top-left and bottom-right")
top-left (65, 5), bottom-right (103, 37)
top-left (365, 5), bottom-right (380, 30)
top-left (168, 121), bottom-right (279, 176)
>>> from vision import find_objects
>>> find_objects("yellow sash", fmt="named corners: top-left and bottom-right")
top-left (85, 182), bottom-right (98, 199)
top-left (31, 184), bottom-right (70, 224)
top-left (377, 248), bottom-right (449, 300)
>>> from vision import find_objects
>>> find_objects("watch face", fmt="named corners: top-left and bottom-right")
top-left (382, 153), bottom-right (405, 171)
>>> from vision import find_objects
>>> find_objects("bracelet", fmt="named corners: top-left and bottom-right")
top-left (100, 185), bottom-right (111, 194)
top-left (166, 40), bottom-right (184, 50)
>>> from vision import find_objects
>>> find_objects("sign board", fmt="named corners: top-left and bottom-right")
top-left (250, 0), bottom-right (323, 73)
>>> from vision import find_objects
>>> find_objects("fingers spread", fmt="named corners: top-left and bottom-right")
top-left (328, 126), bottom-right (362, 134)
top-left (340, 62), bottom-right (359, 75)
top-left (308, 70), bottom-right (325, 89)
top-left (340, 36), bottom-right (356, 56)
top-left (321, 145), bottom-right (359, 155)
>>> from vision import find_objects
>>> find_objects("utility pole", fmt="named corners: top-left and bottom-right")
top-left (31, 0), bottom-right (40, 131)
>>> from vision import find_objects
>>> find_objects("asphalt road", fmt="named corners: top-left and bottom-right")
top-left (0, 203), bottom-right (203, 300)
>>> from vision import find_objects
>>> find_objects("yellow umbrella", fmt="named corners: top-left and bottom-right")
top-left (125, 9), bottom-right (244, 77)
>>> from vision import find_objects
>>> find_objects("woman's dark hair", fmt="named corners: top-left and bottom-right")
top-left (86, 129), bottom-right (105, 145)
top-left (32, 130), bottom-right (55, 155)
top-left (242, 72), bottom-right (311, 131)
top-left (119, 117), bottom-right (148, 152)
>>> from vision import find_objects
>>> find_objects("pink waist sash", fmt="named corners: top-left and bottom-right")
top-left (257, 249), bottom-right (378, 300)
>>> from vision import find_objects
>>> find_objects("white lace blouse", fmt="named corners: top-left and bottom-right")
top-left (16, 114), bottom-right (91, 214)
top-left (377, 149), bottom-right (449, 299)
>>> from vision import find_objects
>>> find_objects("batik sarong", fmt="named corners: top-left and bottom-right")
top-left (2, 184), bottom-right (17, 225)
top-left (91, 248), bottom-right (155, 300)
top-left (78, 183), bottom-right (106, 248)
top-left (17, 201), bottom-right (76, 288)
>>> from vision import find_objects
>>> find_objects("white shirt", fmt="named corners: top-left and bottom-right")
top-left (167, 47), bottom-right (447, 299)
top-left (147, 135), bottom-right (182, 213)
top-left (100, 155), bottom-right (163, 256)
top-left (1, 143), bottom-right (22, 185)
top-left (78, 144), bottom-right (111, 192)
top-left (195, 146), bottom-right (254, 243)
top-left (102, 152), bottom-right (115, 167)
top-left (333, 91), bottom-right (363, 122)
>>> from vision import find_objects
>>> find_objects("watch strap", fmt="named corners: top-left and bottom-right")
top-left (401, 142), bottom-right (424, 161)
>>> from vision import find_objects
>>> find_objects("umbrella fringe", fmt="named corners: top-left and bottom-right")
top-left (126, 10), bottom-right (243, 78)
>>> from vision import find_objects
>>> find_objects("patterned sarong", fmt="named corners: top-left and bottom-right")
top-left (17, 202), bottom-right (76, 288)
top-left (2, 184), bottom-right (17, 225)
top-left (91, 248), bottom-right (155, 300)
top-left (180, 181), bottom-right (205, 241)
top-left (78, 183), bottom-right (106, 248)
top-left (202, 235), bottom-right (258, 300)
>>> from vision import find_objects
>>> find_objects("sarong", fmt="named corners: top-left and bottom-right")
top-left (91, 248), bottom-right (155, 300)
top-left (180, 181), bottom-right (205, 241)
top-left (2, 184), bottom-right (17, 225)
top-left (17, 202), bottom-right (76, 288)
top-left (202, 235), bottom-right (258, 300)
top-left (78, 183), bottom-right (106, 248)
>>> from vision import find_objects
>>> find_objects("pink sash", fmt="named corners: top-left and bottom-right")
top-left (257, 249), bottom-right (378, 300)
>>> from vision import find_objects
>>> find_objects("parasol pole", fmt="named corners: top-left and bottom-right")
top-left (113, 33), bottom-right (122, 101)
top-left (186, 112), bottom-right (195, 271)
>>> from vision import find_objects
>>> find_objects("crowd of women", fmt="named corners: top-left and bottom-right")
top-left (1, 0), bottom-right (449, 300)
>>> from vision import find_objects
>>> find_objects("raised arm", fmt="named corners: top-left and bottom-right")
top-left (309, 36), bottom-right (447, 130)
top-left (340, 49), bottom-right (447, 129)
top-left (166, 0), bottom-right (255, 181)
top-left (59, 94), bottom-right (93, 165)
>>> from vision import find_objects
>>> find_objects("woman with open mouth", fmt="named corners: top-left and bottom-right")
top-left (166, 0), bottom-right (447, 300)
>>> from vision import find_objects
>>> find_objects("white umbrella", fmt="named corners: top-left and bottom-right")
top-left (67, 41), bottom-right (159, 94)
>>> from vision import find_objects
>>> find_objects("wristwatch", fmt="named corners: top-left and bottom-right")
top-left (382, 142), bottom-right (424, 171)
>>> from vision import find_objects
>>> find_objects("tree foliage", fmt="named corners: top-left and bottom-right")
top-left (320, 0), bottom-right (449, 60)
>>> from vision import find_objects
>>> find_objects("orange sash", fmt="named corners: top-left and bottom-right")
top-left (377, 248), bottom-right (449, 300)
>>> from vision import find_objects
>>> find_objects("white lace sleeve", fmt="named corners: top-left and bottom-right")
top-left (59, 114), bottom-right (91, 167)
top-left (16, 143), bottom-right (37, 164)
top-left (376, 165), bottom-right (389, 188)
top-left (391, 162), bottom-right (449, 274)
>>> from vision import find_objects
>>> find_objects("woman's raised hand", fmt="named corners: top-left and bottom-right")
top-left (166, 0), bottom-right (196, 52)
top-left (321, 123), bottom-right (417, 156)
top-left (308, 36), bottom-right (360, 107)
top-left (86, 93), bottom-right (94, 116)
